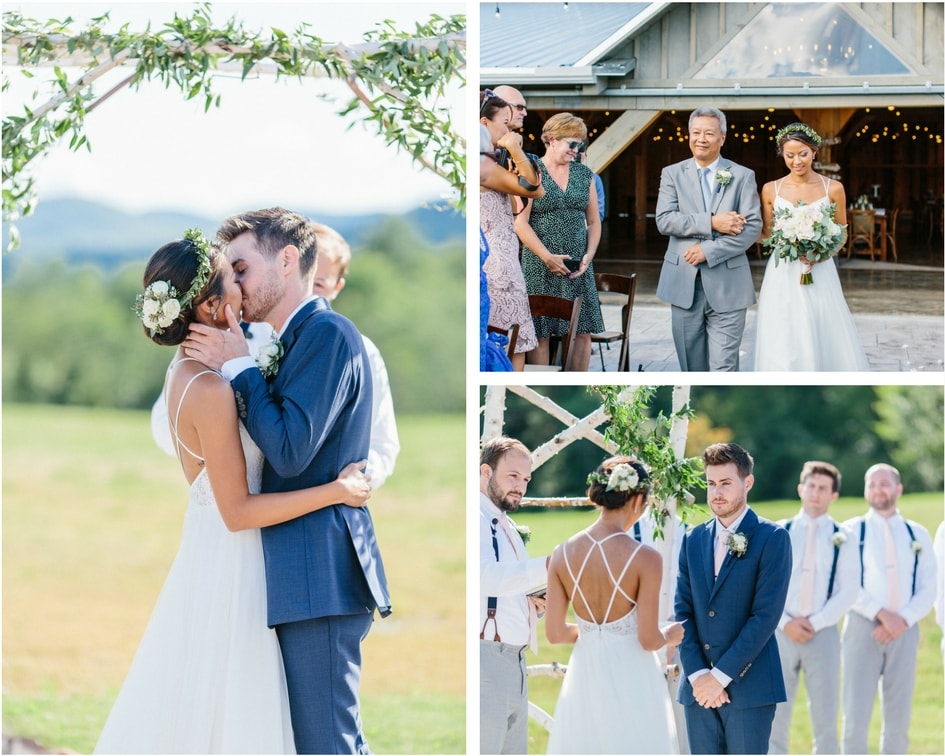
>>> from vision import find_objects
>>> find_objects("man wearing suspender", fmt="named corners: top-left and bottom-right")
top-left (841, 463), bottom-right (936, 754)
top-left (770, 461), bottom-right (858, 754)
top-left (479, 437), bottom-right (548, 754)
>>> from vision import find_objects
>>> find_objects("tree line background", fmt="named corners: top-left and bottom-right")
top-left (3, 207), bottom-right (464, 414)
top-left (482, 385), bottom-right (944, 502)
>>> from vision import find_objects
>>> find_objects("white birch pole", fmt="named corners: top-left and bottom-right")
top-left (657, 385), bottom-right (692, 621)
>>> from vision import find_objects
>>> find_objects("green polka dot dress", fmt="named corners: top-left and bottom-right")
top-left (521, 159), bottom-right (605, 338)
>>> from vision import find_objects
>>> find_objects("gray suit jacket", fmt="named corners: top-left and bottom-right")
top-left (655, 157), bottom-right (761, 312)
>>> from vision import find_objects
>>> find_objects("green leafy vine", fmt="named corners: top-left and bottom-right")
top-left (593, 385), bottom-right (707, 540)
top-left (2, 5), bottom-right (466, 247)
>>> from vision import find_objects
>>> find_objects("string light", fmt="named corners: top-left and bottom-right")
top-left (495, 3), bottom-right (500, 19)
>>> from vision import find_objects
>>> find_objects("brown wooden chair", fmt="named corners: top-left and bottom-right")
top-left (525, 294), bottom-right (583, 372)
top-left (846, 209), bottom-right (876, 261)
top-left (486, 323), bottom-right (519, 359)
top-left (591, 273), bottom-right (637, 372)
top-left (881, 207), bottom-right (900, 262)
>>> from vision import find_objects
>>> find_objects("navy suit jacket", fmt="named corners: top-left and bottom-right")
top-left (231, 297), bottom-right (392, 626)
top-left (675, 507), bottom-right (791, 709)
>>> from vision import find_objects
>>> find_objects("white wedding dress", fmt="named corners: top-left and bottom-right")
top-left (752, 178), bottom-right (870, 371)
top-left (95, 365), bottom-right (295, 754)
top-left (546, 532), bottom-right (678, 754)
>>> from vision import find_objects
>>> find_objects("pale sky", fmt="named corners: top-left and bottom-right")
top-left (3, 2), bottom-right (465, 217)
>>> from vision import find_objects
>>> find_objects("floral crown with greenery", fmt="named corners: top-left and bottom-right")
top-left (587, 461), bottom-right (650, 496)
top-left (134, 228), bottom-right (216, 335)
top-left (775, 122), bottom-right (822, 148)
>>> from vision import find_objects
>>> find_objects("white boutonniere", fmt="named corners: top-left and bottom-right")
top-left (910, 540), bottom-right (922, 554)
top-left (514, 524), bottom-right (532, 545)
top-left (728, 531), bottom-right (748, 558)
top-left (256, 336), bottom-right (284, 378)
top-left (831, 531), bottom-right (847, 547)
top-left (715, 168), bottom-right (733, 188)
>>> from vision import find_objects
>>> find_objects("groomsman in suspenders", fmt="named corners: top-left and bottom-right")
top-left (632, 508), bottom-right (691, 754)
top-left (841, 463), bottom-right (936, 754)
top-left (479, 437), bottom-right (548, 754)
top-left (769, 462), bottom-right (858, 754)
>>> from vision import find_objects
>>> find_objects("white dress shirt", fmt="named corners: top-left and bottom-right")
top-left (843, 509), bottom-right (936, 628)
top-left (479, 493), bottom-right (546, 647)
top-left (777, 511), bottom-right (858, 633)
top-left (151, 312), bottom-right (400, 487)
top-left (934, 521), bottom-right (945, 633)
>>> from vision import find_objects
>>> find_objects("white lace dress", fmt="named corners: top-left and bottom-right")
top-left (546, 532), bottom-right (678, 754)
top-left (752, 178), bottom-right (870, 371)
top-left (95, 365), bottom-right (295, 754)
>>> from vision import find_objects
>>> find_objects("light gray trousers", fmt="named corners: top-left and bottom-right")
top-left (769, 624), bottom-right (841, 754)
top-left (670, 274), bottom-right (746, 371)
top-left (841, 612), bottom-right (919, 754)
top-left (480, 640), bottom-right (529, 754)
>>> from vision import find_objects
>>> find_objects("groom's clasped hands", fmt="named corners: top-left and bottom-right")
top-left (712, 210), bottom-right (748, 236)
top-left (692, 671), bottom-right (732, 709)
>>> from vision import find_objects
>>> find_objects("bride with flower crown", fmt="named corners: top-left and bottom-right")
top-left (94, 231), bottom-right (371, 754)
top-left (752, 123), bottom-right (870, 371)
top-left (544, 456), bottom-right (684, 754)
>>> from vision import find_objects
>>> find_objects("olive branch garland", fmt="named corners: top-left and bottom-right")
top-left (2, 5), bottom-right (466, 249)
top-left (593, 385), bottom-right (707, 541)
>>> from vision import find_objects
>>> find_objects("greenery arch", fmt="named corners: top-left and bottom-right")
top-left (2, 4), bottom-right (466, 246)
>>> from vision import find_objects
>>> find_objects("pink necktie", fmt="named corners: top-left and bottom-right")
top-left (797, 521), bottom-right (818, 617)
top-left (882, 517), bottom-right (900, 612)
top-left (714, 528), bottom-right (730, 576)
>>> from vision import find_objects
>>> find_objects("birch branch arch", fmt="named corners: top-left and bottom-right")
top-left (2, 5), bottom-right (466, 245)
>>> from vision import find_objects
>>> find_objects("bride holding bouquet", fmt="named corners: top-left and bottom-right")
top-left (752, 122), bottom-right (869, 371)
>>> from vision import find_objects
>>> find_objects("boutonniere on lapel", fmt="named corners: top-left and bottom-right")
top-left (514, 523), bottom-right (532, 545)
top-left (831, 531), bottom-right (847, 547)
top-left (728, 531), bottom-right (749, 558)
top-left (910, 540), bottom-right (922, 554)
top-left (715, 168), bottom-right (733, 190)
top-left (256, 335), bottom-right (284, 379)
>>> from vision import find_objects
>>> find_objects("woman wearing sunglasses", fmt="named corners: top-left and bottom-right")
top-left (514, 113), bottom-right (604, 371)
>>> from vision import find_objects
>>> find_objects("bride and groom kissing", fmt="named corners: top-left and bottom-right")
top-left (96, 208), bottom-right (390, 754)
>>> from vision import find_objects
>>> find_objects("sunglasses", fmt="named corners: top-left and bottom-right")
top-left (559, 138), bottom-right (585, 151)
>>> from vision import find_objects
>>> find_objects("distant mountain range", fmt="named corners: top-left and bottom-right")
top-left (2, 198), bottom-right (464, 271)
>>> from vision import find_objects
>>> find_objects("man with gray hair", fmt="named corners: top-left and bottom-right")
top-left (655, 107), bottom-right (761, 371)
top-left (841, 463), bottom-right (936, 754)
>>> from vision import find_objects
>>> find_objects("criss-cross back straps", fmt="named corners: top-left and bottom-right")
top-left (563, 531), bottom-right (641, 625)
top-left (167, 358), bottom-right (220, 464)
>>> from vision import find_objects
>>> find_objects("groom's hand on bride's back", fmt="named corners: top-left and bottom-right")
top-left (184, 305), bottom-right (249, 370)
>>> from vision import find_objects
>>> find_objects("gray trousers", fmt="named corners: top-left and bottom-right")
top-left (841, 612), bottom-right (919, 754)
top-left (480, 640), bottom-right (529, 754)
top-left (770, 625), bottom-right (841, 754)
top-left (671, 274), bottom-right (746, 371)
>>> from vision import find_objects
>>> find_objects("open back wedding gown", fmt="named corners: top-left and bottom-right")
top-left (752, 177), bottom-right (870, 371)
top-left (546, 532), bottom-right (678, 754)
top-left (95, 363), bottom-right (295, 754)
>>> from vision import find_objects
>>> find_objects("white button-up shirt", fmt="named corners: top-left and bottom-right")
top-left (778, 511), bottom-right (858, 633)
top-left (479, 493), bottom-right (546, 647)
top-left (843, 509), bottom-right (936, 627)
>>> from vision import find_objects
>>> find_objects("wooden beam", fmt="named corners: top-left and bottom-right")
top-left (586, 108), bottom-right (662, 172)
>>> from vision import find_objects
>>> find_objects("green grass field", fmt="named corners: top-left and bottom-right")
top-left (2, 404), bottom-right (465, 754)
top-left (514, 498), bottom-right (944, 755)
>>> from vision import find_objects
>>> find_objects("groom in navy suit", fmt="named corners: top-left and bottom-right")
top-left (676, 443), bottom-right (791, 754)
top-left (185, 208), bottom-right (390, 754)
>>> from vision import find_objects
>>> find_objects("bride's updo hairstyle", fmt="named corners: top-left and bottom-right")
top-left (586, 455), bottom-right (651, 510)
top-left (775, 122), bottom-right (823, 155)
top-left (138, 235), bottom-right (227, 347)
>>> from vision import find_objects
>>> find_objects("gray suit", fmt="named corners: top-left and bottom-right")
top-left (655, 157), bottom-right (761, 371)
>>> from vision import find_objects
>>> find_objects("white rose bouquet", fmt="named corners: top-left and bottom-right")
top-left (762, 201), bottom-right (846, 284)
